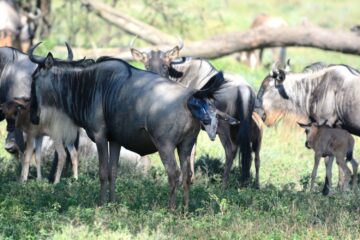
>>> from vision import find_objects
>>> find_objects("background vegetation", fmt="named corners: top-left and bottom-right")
top-left (1, 0), bottom-right (360, 239)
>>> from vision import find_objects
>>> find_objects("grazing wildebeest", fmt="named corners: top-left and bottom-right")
top-left (29, 44), bottom-right (228, 209)
top-left (237, 14), bottom-right (288, 69)
top-left (0, 0), bottom-right (41, 52)
top-left (298, 122), bottom-right (358, 192)
top-left (256, 60), bottom-right (360, 193)
top-left (130, 41), bottom-right (263, 187)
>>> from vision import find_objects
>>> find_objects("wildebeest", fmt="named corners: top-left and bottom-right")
top-left (298, 122), bottom-right (358, 192)
top-left (130, 41), bottom-right (262, 187)
top-left (0, 44), bottom-right (81, 182)
top-left (0, 0), bottom-right (41, 52)
top-left (237, 14), bottom-right (288, 69)
top-left (29, 44), bottom-right (227, 209)
top-left (256, 61), bottom-right (360, 193)
top-left (256, 61), bottom-right (360, 132)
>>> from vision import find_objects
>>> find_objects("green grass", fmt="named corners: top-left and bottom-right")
top-left (1, 0), bottom-right (360, 239)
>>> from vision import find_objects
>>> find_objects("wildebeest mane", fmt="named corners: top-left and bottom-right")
top-left (193, 71), bottom-right (226, 99)
top-left (302, 62), bottom-right (328, 73)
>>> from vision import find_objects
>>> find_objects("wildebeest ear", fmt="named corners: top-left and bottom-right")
top-left (165, 46), bottom-right (180, 61)
top-left (297, 122), bottom-right (311, 128)
top-left (284, 59), bottom-right (291, 72)
top-left (13, 97), bottom-right (30, 109)
top-left (216, 110), bottom-right (240, 125)
top-left (277, 69), bottom-right (286, 83)
top-left (44, 52), bottom-right (54, 69)
top-left (130, 48), bottom-right (148, 63)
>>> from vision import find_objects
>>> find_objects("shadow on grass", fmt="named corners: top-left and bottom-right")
top-left (1, 155), bottom-right (360, 239)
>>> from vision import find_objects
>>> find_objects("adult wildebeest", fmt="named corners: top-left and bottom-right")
top-left (130, 41), bottom-right (262, 187)
top-left (298, 122), bottom-right (358, 192)
top-left (256, 61), bottom-right (360, 193)
top-left (237, 14), bottom-right (288, 69)
top-left (0, 44), bottom-right (81, 182)
top-left (0, 0), bottom-right (41, 52)
top-left (29, 44), bottom-right (228, 209)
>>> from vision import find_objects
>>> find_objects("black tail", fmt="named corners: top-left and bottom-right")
top-left (238, 86), bottom-right (255, 184)
top-left (193, 72), bottom-right (225, 99)
top-left (346, 151), bottom-right (353, 162)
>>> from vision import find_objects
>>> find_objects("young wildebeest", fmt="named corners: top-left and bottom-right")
top-left (130, 41), bottom-right (263, 187)
top-left (0, 44), bottom-right (80, 182)
top-left (298, 122), bottom-right (358, 192)
top-left (29, 44), bottom-right (230, 209)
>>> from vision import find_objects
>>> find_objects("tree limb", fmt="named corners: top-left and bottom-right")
top-left (81, 0), bottom-right (177, 45)
top-left (54, 25), bottom-right (360, 60)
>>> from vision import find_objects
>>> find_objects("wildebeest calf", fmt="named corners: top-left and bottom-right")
top-left (298, 122), bottom-right (358, 192)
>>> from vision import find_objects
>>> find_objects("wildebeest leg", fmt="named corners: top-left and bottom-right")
top-left (350, 158), bottom-right (358, 191)
top-left (189, 141), bottom-right (196, 183)
top-left (177, 138), bottom-right (196, 210)
top-left (108, 141), bottom-right (121, 202)
top-left (254, 148), bottom-right (260, 189)
top-left (96, 138), bottom-right (109, 205)
top-left (34, 136), bottom-right (43, 180)
top-left (158, 146), bottom-right (181, 210)
top-left (20, 135), bottom-right (35, 182)
top-left (336, 154), bottom-right (352, 191)
top-left (323, 156), bottom-right (334, 195)
top-left (53, 142), bottom-right (67, 184)
top-left (310, 154), bottom-right (321, 191)
top-left (67, 144), bottom-right (79, 180)
top-left (221, 131), bottom-right (237, 187)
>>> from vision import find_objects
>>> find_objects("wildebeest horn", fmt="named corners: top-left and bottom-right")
top-left (176, 36), bottom-right (184, 50)
top-left (129, 35), bottom-right (139, 50)
top-left (65, 42), bottom-right (73, 61)
top-left (28, 42), bottom-right (45, 64)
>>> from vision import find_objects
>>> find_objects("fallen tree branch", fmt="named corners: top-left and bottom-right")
top-left (81, 0), bottom-right (177, 45)
top-left (54, 25), bottom-right (360, 60)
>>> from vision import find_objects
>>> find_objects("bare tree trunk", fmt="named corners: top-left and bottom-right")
top-left (36, 0), bottom-right (51, 38)
top-left (54, 25), bottom-right (360, 61)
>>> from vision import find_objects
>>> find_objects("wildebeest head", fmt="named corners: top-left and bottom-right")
top-left (256, 60), bottom-right (292, 126)
top-left (0, 97), bottom-right (30, 127)
top-left (130, 37), bottom-right (183, 77)
top-left (298, 121), bottom-right (322, 149)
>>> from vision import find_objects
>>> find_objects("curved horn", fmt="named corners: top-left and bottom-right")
top-left (176, 36), bottom-right (184, 50)
top-left (129, 35), bottom-right (139, 50)
top-left (65, 42), bottom-right (73, 61)
top-left (28, 42), bottom-right (45, 64)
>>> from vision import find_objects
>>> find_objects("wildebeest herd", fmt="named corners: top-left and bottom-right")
top-left (0, 2), bottom-right (359, 209)
top-left (0, 39), bottom-right (358, 210)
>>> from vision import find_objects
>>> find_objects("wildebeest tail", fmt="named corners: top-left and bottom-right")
top-left (346, 151), bottom-right (353, 162)
top-left (238, 86), bottom-right (255, 184)
top-left (193, 71), bottom-right (225, 99)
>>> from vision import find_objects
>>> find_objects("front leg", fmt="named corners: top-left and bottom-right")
top-left (20, 135), bottom-right (35, 182)
top-left (108, 141), bottom-right (121, 202)
top-left (310, 154), bottom-right (321, 191)
top-left (96, 138), bottom-right (110, 205)
top-left (323, 156), bottom-right (334, 195)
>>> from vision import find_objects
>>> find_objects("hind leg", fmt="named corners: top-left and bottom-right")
top-left (67, 144), bottom-right (79, 180)
top-left (189, 140), bottom-right (197, 183)
top-left (254, 149), bottom-right (260, 189)
top-left (177, 137), bottom-right (197, 210)
top-left (20, 135), bottom-right (35, 182)
top-left (159, 145), bottom-right (181, 210)
top-left (53, 142), bottom-right (67, 184)
top-left (336, 154), bottom-right (352, 191)
top-left (350, 158), bottom-right (358, 191)
top-left (220, 130), bottom-right (237, 187)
